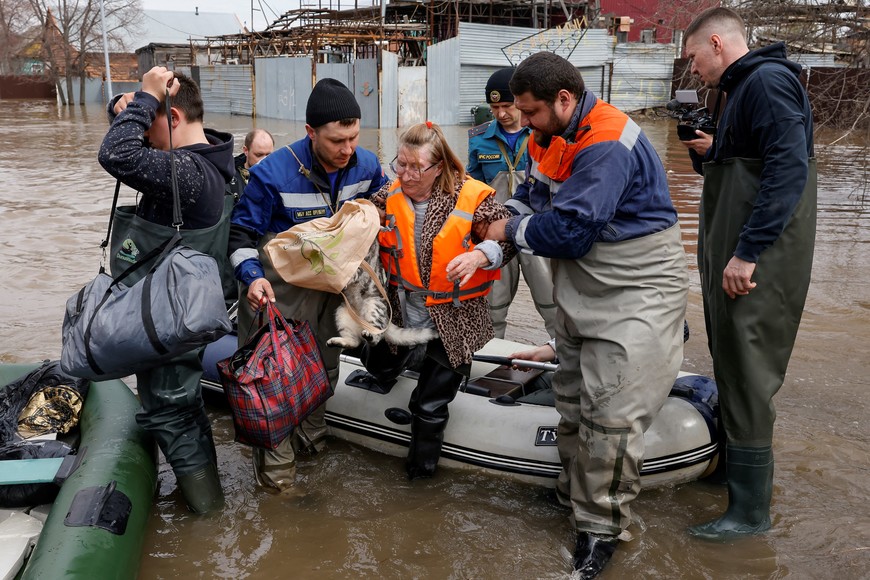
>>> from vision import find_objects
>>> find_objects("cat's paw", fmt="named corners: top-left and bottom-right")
top-left (361, 330), bottom-right (383, 345)
top-left (327, 337), bottom-right (357, 348)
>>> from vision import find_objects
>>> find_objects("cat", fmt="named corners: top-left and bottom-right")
top-left (326, 239), bottom-right (439, 349)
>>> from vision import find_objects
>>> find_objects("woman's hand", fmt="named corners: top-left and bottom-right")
top-left (446, 249), bottom-right (489, 287)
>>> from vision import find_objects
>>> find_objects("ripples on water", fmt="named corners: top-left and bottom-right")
top-left (0, 100), bottom-right (867, 578)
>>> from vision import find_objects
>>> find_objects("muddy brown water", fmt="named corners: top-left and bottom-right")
top-left (0, 100), bottom-right (867, 578)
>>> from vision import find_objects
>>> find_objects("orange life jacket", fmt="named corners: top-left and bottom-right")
top-left (378, 178), bottom-right (500, 307)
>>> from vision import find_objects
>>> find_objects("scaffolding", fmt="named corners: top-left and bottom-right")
top-left (203, 0), bottom-right (594, 66)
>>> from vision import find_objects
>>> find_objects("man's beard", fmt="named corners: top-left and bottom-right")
top-left (533, 130), bottom-right (552, 147)
top-left (532, 109), bottom-right (565, 147)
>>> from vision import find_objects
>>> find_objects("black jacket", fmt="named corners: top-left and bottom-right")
top-left (99, 91), bottom-right (234, 229)
top-left (226, 152), bottom-right (247, 199)
top-left (691, 42), bottom-right (814, 262)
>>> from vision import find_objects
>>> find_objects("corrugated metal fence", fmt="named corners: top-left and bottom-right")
top-left (252, 57), bottom-right (379, 127)
top-left (178, 24), bottom-right (674, 125)
top-left (254, 57), bottom-right (312, 122)
top-left (63, 78), bottom-right (139, 104)
top-left (609, 43), bottom-right (676, 112)
top-left (196, 65), bottom-right (253, 116)
top-left (427, 37), bottom-right (461, 126)
top-left (398, 66), bottom-right (427, 126)
top-left (353, 58), bottom-right (380, 128)
top-left (183, 24), bottom-right (848, 127)
top-left (381, 50), bottom-right (399, 128)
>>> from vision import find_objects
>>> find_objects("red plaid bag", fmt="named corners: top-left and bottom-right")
top-left (217, 302), bottom-right (331, 449)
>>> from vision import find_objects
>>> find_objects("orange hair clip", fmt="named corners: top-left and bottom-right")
top-left (425, 120), bottom-right (433, 129)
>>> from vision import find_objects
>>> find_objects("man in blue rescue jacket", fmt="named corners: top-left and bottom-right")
top-left (467, 67), bottom-right (556, 339)
top-left (228, 79), bottom-right (389, 493)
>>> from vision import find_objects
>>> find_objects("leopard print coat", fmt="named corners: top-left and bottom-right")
top-left (372, 174), bottom-right (516, 368)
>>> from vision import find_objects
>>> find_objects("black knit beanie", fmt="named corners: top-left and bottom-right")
top-left (306, 78), bottom-right (361, 127)
top-left (485, 67), bottom-right (515, 104)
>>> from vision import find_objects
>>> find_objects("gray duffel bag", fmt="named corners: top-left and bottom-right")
top-left (61, 231), bottom-right (232, 381)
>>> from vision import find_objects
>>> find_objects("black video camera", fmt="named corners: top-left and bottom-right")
top-left (667, 90), bottom-right (716, 141)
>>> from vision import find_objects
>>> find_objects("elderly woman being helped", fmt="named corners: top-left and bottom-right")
top-left (364, 121), bottom-right (516, 480)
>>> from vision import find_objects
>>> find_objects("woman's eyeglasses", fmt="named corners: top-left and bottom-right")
top-left (390, 156), bottom-right (439, 181)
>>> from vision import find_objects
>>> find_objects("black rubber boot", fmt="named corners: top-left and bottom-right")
top-left (688, 445), bottom-right (773, 541)
top-left (177, 462), bottom-right (225, 515)
top-left (405, 348), bottom-right (464, 480)
top-left (572, 532), bottom-right (619, 579)
top-left (359, 341), bottom-right (420, 394)
top-left (406, 415), bottom-right (446, 480)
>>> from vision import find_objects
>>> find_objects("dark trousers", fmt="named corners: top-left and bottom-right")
top-left (135, 348), bottom-right (215, 476)
top-left (361, 339), bottom-right (469, 477)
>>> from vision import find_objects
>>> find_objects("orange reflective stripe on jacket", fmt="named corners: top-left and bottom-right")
top-left (378, 178), bottom-right (500, 307)
top-left (528, 100), bottom-right (631, 182)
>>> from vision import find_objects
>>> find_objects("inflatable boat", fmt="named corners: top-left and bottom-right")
top-left (0, 363), bottom-right (157, 580)
top-left (203, 335), bottom-right (719, 489)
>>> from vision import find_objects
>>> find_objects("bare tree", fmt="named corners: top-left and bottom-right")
top-left (0, 0), bottom-right (37, 75)
top-left (27, 0), bottom-right (141, 105)
top-left (72, 0), bottom-right (141, 105)
top-left (727, 0), bottom-right (868, 64)
top-left (724, 0), bottom-right (870, 131)
top-left (669, 1), bottom-right (870, 134)
top-left (728, 0), bottom-right (870, 199)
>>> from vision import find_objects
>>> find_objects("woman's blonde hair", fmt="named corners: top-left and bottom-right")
top-left (398, 121), bottom-right (465, 195)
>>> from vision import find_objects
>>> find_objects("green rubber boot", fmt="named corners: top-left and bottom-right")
top-left (688, 445), bottom-right (773, 541)
top-left (177, 462), bottom-right (225, 515)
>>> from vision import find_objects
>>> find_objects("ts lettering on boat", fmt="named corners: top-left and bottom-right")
top-left (535, 426), bottom-right (558, 446)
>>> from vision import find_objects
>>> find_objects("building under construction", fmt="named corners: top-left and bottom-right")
top-left (204, 0), bottom-right (599, 66)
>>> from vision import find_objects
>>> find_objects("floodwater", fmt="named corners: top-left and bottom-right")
top-left (1, 99), bottom-right (868, 578)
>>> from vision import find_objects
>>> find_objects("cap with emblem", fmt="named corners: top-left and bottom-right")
top-left (485, 67), bottom-right (515, 104)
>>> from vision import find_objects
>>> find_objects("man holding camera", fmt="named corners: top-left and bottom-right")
top-left (681, 7), bottom-right (816, 541)
top-left (483, 52), bottom-right (688, 578)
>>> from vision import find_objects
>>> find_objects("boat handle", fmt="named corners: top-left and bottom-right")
top-left (472, 354), bottom-right (558, 372)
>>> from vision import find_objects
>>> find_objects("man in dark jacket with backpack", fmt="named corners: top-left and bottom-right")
top-left (99, 65), bottom-right (234, 514)
top-left (681, 7), bottom-right (816, 541)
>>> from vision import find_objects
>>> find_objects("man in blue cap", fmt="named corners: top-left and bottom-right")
top-left (467, 67), bottom-right (556, 340)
